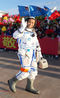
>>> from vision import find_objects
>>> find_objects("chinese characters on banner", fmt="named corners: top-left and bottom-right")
top-left (1, 36), bottom-right (18, 50)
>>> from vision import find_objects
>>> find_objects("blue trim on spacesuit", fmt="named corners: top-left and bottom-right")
top-left (20, 55), bottom-right (22, 65)
top-left (19, 39), bottom-right (21, 44)
top-left (17, 39), bottom-right (18, 43)
top-left (29, 50), bottom-right (36, 72)
top-left (16, 71), bottom-right (22, 78)
top-left (30, 50), bottom-right (36, 66)
top-left (18, 50), bottom-right (36, 73)
top-left (33, 50), bottom-right (36, 59)
top-left (19, 39), bottom-right (21, 49)
top-left (19, 55), bottom-right (24, 67)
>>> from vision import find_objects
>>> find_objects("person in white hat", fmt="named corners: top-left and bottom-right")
top-left (8, 16), bottom-right (43, 94)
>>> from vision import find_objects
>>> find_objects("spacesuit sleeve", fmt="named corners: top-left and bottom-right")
top-left (36, 38), bottom-right (43, 61)
top-left (13, 29), bottom-right (23, 39)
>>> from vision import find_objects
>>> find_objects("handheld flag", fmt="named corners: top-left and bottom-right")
top-left (18, 6), bottom-right (30, 17)
top-left (29, 5), bottom-right (52, 17)
top-left (29, 5), bottom-right (42, 17)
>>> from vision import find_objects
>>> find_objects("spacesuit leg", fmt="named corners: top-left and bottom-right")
top-left (8, 53), bottom-right (31, 93)
top-left (16, 53), bottom-right (32, 80)
top-left (16, 50), bottom-right (33, 80)
top-left (26, 60), bottom-right (40, 94)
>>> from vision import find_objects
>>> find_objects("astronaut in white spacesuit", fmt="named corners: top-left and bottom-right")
top-left (8, 17), bottom-right (43, 94)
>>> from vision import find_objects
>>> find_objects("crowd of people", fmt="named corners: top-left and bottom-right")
top-left (36, 16), bottom-right (60, 39)
top-left (0, 14), bottom-right (60, 39)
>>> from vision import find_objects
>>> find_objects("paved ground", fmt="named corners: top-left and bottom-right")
top-left (0, 50), bottom-right (60, 98)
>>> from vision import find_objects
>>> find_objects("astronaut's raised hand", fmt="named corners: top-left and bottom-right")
top-left (21, 18), bottom-right (27, 28)
top-left (19, 18), bottom-right (27, 32)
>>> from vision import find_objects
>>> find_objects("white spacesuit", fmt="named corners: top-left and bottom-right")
top-left (8, 17), bottom-right (43, 94)
top-left (13, 27), bottom-right (43, 80)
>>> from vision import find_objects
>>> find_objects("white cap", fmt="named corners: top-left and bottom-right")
top-left (25, 16), bottom-right (35, 21)
top-left (28, 16), bottom-right (35, 19)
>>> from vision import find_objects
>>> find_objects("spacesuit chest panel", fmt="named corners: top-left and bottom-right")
top-left (18, 31), bottom-right (37, 50)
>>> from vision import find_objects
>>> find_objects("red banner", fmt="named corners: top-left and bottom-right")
top-left (38, 37), bottom-right (58, 55)
top-left (1, 35), bottom-right (18, 50)
top-left (0, 36), bottom-right (2, 48)
top-left (0, 35), bottom-right (59, 55)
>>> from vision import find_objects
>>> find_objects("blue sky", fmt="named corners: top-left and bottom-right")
top-left (0, 0), bottom-right (60, 14)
